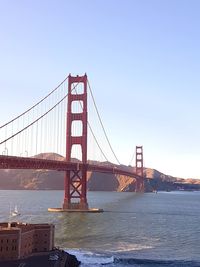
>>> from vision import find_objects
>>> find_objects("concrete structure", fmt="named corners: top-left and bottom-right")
top-left (0, 222), bottom-right (54, 261)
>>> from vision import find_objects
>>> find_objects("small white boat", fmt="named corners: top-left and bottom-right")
top-left (11, 205), bottom-right (20, 217)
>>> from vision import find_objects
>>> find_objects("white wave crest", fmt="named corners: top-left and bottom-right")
top-left (65, 249), bottom-right (114, 265)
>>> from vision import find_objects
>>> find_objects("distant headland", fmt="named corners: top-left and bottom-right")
top-left (0, 153), bottom-right (199, 192)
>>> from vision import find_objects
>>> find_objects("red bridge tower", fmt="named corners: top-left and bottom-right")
top-left (63, 74), bottom-right (88, 210)
top-left (135, 146), bottom-right (144, 192)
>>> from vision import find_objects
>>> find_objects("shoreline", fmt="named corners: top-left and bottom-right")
top-left (0, 248), bottom-right (80, 267)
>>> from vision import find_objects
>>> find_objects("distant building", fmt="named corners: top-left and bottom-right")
top-left (0, 222), bottom-right (54, 261)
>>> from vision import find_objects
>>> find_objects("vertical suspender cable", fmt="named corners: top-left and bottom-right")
top-left (87, 80), bottom-right (121, 165)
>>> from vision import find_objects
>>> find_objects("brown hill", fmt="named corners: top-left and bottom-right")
top-left (0, 153), bottom-right (199, 191)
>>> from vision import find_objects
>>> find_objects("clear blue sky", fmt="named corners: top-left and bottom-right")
top-left (0, 0), bottom-right (200, 178)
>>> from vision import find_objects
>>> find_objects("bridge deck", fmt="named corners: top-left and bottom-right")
top-left (0, 155), bottom-right (141, 179)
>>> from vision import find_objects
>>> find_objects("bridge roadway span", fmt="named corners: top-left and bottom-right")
top-left (0, 155), bottom-right (141, 180)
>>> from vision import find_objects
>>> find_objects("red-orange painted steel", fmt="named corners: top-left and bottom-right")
top-left (135, 146), bottom-right (144, 192)
top-left (63, 74), bottom-right (88, 210)
top-left (0, 74), bottom-right (145, 208)
top-left (0, 155), bottom-right (142, 180)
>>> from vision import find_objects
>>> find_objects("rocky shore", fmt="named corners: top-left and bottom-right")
top-left (1, 249), bottom-right (81, 267)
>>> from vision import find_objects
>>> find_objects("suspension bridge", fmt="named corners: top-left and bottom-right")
top-left (0, 74), bottom-right (144, 211)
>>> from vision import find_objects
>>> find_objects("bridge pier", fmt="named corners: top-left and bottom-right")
top-left (62, 201), bottom-right (88, 211)
top-left (62, 168), bottom-right (89, 211)
top-left (135, 179), bottom-right (144, 192)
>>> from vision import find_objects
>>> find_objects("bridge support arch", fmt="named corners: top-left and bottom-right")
top-left (135, 146), bottom-right (144, 192)
top-left (63, 74), bottom-right (88, 210)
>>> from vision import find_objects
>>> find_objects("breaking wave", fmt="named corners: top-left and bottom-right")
top-left (65, 249), bottom-right (200, 266)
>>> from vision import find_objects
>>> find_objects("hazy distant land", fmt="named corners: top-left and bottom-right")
top-left (0, 153), bottom-right (199, 192)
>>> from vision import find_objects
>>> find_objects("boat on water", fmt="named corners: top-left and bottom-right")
top-left (11, 205), bottom-right (20, 217)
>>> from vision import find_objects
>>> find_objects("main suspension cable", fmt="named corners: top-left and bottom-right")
top-left (87, 121), bottom-right (109, 162)
top-left (72, 86), bottom-right (109, 162)
top-left (0, 81), bottom-right (79, 146)
top-left (87, 79), bottom-right (121, 165)
top-left (0, 75), bottom-right (69, 129)
top-left (0, 94), bottom-right (67, 145)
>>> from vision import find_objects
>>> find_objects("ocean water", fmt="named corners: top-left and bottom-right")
top-left (0, 190), bottom-right (200, 266)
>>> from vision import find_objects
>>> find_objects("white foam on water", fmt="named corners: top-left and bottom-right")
top-left (65, 249), bottom-right (114, 265)
top-left (105, 241), bottom-right (153, 253)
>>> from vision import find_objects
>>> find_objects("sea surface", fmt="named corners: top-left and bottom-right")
top-left (0, 190), bottom-right (200, 266)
